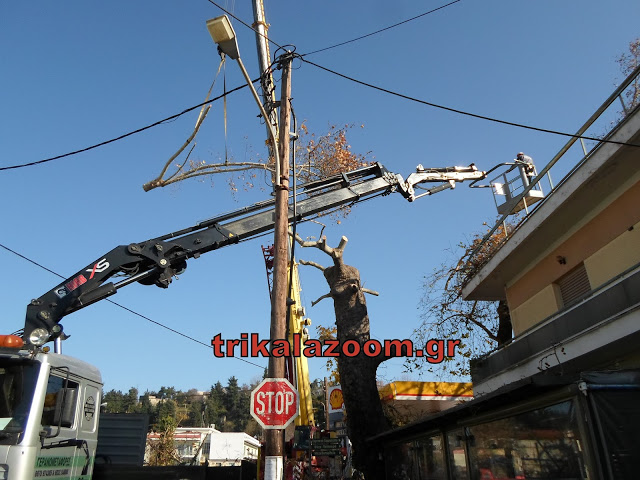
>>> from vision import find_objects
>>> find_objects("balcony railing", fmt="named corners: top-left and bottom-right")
top-left (466, 62), bottom-right (640, 274)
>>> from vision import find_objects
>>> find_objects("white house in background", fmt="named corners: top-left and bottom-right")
top-left (146, 425), bottom-right (261, 466)
top-left (207, 431), bottom-right (261, 466)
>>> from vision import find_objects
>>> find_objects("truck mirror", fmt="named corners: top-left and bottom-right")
top-left (41, 387), bottom-right (78, 440)
top-left (53, 388), bottom-right (77, 428)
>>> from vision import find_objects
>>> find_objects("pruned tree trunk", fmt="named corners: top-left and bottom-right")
top-left (295, 235), bottom-right (390, 480)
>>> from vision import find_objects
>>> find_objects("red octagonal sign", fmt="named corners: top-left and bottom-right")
top-left (251, 378), bottom-right (299, 429)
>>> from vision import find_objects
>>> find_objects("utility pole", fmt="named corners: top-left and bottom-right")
top-left (264, 53), bottom-right (293, 480)
top-left (252, 0), bottom-right (278, 162)
top-left (250, 4), bottom-right (294, 479)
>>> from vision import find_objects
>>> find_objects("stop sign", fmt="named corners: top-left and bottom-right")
top-left (250, 378), bottom-right (299, 429)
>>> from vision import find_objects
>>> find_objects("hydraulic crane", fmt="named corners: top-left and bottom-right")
top-left (21, 162), bottom-right (486, 347)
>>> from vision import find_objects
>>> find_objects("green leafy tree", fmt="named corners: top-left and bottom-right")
top-left (157, 386), bottom-right (177, 400)
top-left (122, 387), bottom-right (140, 413)
top-left (223, 377), bottom-right (240, 417)
top-left (155, 399), bottom-right (178, 427)
top-left (102, 390), bottom-right (125, 413)
top-left (147, 415), bottom-right (180, 466)
top-left (204, 382), bottom-right (227, 429)
top-left (188, 401), bottom-right (206, 427)
top-left (234, 385), bottom-right (252, 432)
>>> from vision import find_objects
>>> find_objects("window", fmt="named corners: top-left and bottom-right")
top-left (557, 263), bottom-right (591, 306)
top-left (447, 430), bottom-right (469, 480)
top-left (411, 435), bottom-right (447, 480)
top-left (41, 374), bottom-right (78, 428)
top-left (467, 400), bottom-right (587, 480)
top-left (0, 359), bottom-right (40, 445)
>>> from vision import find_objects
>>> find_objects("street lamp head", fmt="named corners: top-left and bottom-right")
top-left (206, 15), bottom-right (240, 60)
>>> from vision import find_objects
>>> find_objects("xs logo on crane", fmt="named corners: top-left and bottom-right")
top-left (86, 258), bottom-right (110, 279)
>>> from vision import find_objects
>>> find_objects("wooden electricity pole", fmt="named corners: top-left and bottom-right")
top-left (250, 4), bottom-right (294, 478)
top-left (263, 53), bottom-right (293, 480)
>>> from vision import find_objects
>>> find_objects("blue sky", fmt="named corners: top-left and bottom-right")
top-left (1, 1), bottom-right (638, 394)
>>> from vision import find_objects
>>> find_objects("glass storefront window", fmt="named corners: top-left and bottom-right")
top-left (384, 434), bottom-right (447, 480)
top-left (447, 430), bottom-right (469, 480)
top-left (412, 435), bottom-right (447, 480)
top-left (467, 400), bottom-right (586, 480)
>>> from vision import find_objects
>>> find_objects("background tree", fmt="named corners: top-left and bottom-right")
top-left (157, 386), bottom-right (177, 401)
top-left (409, 222), bottom-right (514, 379)
top-left (146, 415), bottom-right (180, 466)
top-left (122, 387), bottom-right (140, 413)
top-left (310, 378), bottom-right (329, 430)
top-left (617, 37), bottom-right (640, 113)
top-left (315, 325), bottom-right (340, 384)
top-left (155, 399), bottom-right (179, 427)
top-left (204, 382), bottom-right (227, 429)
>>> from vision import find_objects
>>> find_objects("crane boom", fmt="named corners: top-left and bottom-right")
top-left (23, 162), bottom-right (485, 346)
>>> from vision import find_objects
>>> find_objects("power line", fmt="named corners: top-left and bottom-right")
top-left (301, 0), bottom-right (462, 57)
top-left (0, 241), bottom-right (265, 369)
top-left (301, 57), bottom-right (640, 148)
top-left (0, 82), bottom-right (250, 172)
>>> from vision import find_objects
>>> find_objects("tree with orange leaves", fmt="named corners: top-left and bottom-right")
top-left (408, 222), bottom-right (514, 379)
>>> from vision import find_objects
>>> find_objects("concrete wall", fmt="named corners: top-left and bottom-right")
top-left (506, 179), bottom-right (640, 335)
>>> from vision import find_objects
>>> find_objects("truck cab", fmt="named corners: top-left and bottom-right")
top-left (0, 341), bottom-right (102, 480)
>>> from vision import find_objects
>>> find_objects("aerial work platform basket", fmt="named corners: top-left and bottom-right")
top-left (472, 153), bottom-right (546, 216)
top-left (491, 156), bottom-right (545, 215)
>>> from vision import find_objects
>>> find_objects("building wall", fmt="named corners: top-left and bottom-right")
top-left (584, 219), bottom-right (640, 288)
top-left (507, 179), bottom-right (640, 336)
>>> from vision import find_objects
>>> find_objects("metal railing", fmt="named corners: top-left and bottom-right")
top-left (465, 62), bottom-right (640, 275)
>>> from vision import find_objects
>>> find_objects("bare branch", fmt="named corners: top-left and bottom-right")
top-left (145, 162), bottom-right (274, 190)
top-left (362, 288), bottom-right (379, 296)
top-left (143, 105), bottom-right (211, 191)
top-left (311, 293), bottom-right (333, 306)
top-left (335, 236), bottom-right (348, 255)
top-left (299, 259), bottom-right (326, 272)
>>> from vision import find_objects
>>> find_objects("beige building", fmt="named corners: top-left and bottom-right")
top-left (375, 66), bottom-right (640, 480)
top-left (464, 99), bottom-right (640, 396)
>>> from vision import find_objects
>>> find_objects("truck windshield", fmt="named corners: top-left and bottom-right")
top-left (0, 358), bottom-right (40, 445)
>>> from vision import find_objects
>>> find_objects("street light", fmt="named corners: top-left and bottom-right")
top-left (206, 15), bottom-right (280, 185)
top-left (207, 16), bottom-right (291, 480)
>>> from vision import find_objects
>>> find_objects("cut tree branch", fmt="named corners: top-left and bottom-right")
top-left (143, 105), bottom-right (211, 191)
top-left (311, 293), bottom-right (333, 306)
top-left (292, 233), bottom-right (348, 267)
top-left (299, 259), bottom-right (326, 272)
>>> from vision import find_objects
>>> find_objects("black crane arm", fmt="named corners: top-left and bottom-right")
top-left (23, 162), bottom-right (485, 346)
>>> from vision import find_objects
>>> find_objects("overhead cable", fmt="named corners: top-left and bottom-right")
top-left (301, 0), bottom-right (461, 57)
top-left (301, 57), bottom-right (640, 148)
top-left (0, 82), bottom-right (250, 172)
top-left (0, 241), bottom-right (265, 369)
